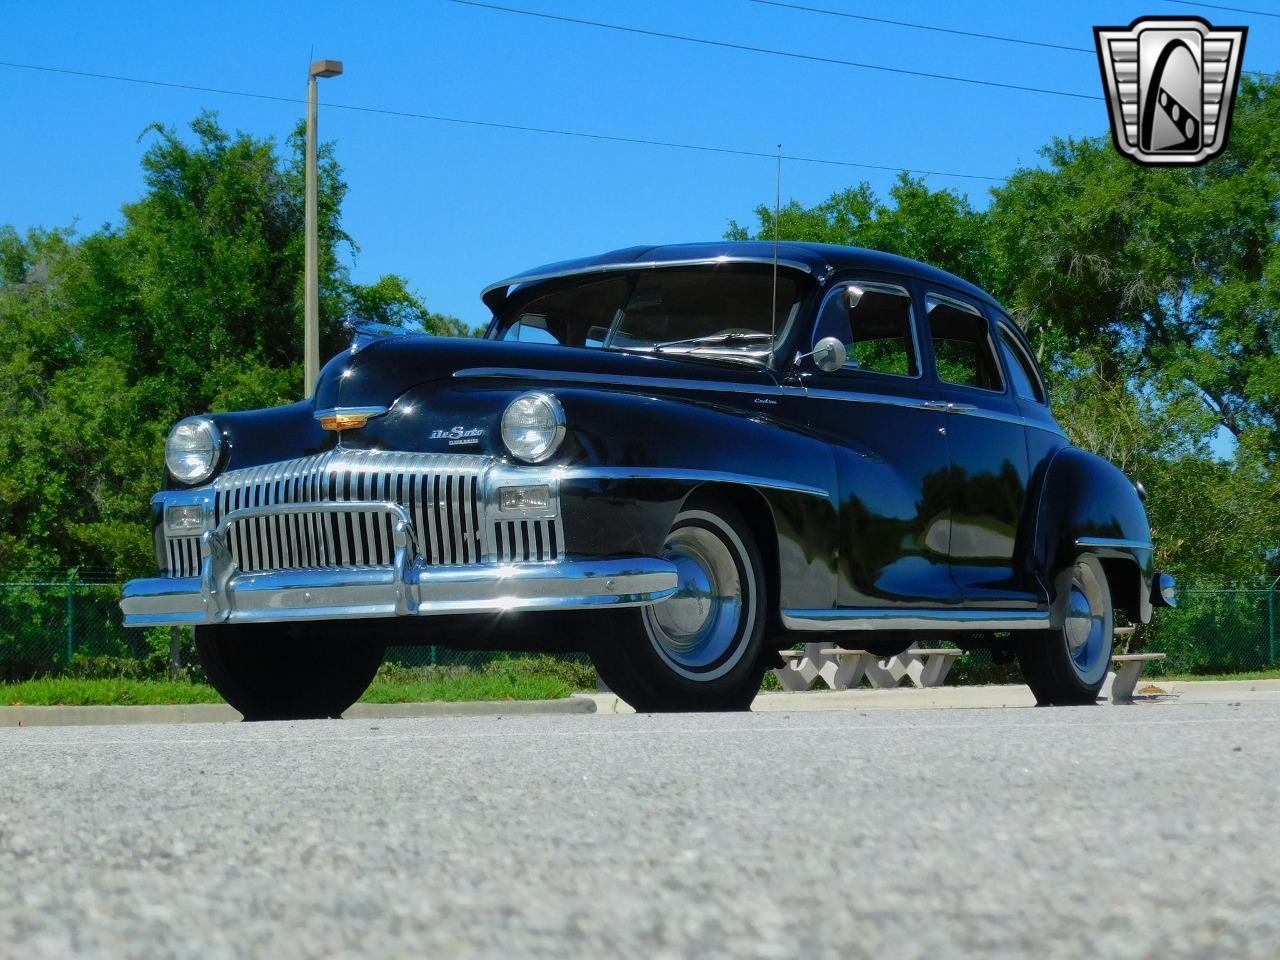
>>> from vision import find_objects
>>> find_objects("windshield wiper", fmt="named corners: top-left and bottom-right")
top-left (649, 332), bottom-right (773, 351)
top-left (610, 332), bottom-right (773, 368)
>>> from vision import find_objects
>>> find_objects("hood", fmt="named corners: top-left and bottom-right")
top-left (312, 334), bottom-right (780, 413)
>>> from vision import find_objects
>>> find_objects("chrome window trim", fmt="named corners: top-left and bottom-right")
top-left (926, 292), bottom-right (1007, 395)
top-left (810, 279), bottom-right (923, 381)
top-left (482, 255), bottom-right (819, 302)
top-left (925, 291), bottom-right (982, 317)
top-left (780, 607), bottom-right (1051, 632)
top-left (1075, 536), bottom-right (1154, 551)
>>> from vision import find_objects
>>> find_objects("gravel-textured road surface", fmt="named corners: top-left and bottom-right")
top-left (2, 702), bottom-right (1278, 959)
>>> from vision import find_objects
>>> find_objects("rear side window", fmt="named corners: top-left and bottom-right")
top-left (997, 324), bottom-right (1046, 403)
top-left (927, 295), bottom-right (1003, 392)
top-left (814, 281), bottom-right (918, 377)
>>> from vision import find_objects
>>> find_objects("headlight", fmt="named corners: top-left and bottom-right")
top-left (165, 417), bottom-right (222, 485)
top-left (500, 392), bottom-right (565, 463)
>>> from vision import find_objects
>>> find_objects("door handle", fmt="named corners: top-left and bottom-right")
top-left (947, 403), bottom-right (977, 414)
top-left (917, 400), bottom-right (949, 411)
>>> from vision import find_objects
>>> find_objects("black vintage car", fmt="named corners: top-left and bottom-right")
top-left (122, 241), bottom-right (1176, 717)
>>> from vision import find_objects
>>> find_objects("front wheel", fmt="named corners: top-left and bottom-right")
top-left (195, 623), bottom-right (385, 721)
top-left (1018, 557), bottom-right (1114, 705)
top-left (588, 502), bottom-right (769, 712)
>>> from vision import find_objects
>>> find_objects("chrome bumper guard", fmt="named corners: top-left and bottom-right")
top-left (121, 501), bottom-right (678, 627)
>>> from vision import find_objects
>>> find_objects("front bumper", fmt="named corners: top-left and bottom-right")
top-left (121, 500), bottom-right (678, 627)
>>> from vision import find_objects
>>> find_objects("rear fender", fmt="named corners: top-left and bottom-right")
top-left (1032, 446), bottom-right (1155, 624)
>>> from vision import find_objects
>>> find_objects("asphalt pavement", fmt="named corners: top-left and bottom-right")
top-left (1, 701), bottom-right (1277, 959)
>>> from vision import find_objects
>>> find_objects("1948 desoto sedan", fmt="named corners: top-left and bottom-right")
top-left (121, 241), bottom-right (1176, 718)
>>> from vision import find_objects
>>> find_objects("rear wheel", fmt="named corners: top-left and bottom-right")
top-left (195, 623), bottom-right (385, 721)
top-left (1019, 556), bottom-right (1113, 705)
top-left (589, 503), bottom-right (769, 712)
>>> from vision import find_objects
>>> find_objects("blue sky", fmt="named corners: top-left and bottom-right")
top-left (2, 0), bottom-right (1277, 329)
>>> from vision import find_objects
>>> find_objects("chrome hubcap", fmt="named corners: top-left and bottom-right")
top-left (1062, 563), bottom-right (1107, 675)
top-left (644, 523), bottom-right (746, 673)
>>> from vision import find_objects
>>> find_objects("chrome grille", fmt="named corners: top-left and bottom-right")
top-left (492, 519), bottom-right (559, 563)
top-left (167, 536), bottom-right (201, 577)
top-left (211, 450), bottom-right (489, 574)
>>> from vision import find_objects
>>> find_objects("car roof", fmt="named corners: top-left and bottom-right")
top-left (480, 240), bottom-right (1001, 312)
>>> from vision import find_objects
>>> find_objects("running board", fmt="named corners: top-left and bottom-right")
top-left (779, 608), bottom-right (1051, 632)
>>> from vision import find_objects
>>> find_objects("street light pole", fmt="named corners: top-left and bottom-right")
top-left (304, 58), bottom-right (343, 398)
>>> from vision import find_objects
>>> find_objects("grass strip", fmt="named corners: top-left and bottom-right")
top-left (358, 673), bottom-right (571, 703)
top-left (0, 672), bottom-right (574, 706)
top-left (1, 677), bottom-right (223, 706)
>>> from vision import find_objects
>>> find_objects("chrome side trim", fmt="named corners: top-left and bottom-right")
top-left (780, 607), bottom-right (1051, 632)
top-left (120, 555), bottom-right (679, 627)
top-left (452, 367), bottom-right (1069, 438)
top-left (801, 387), bottom-right (1068, 437)
top-left (555, 466), bottom-right (829, 499)
top-left (948, 404), bottom-right (1067, 438)
top-left (482, 255), bottom-right (819, 301)
top-left (1075, 536), bottom-right (1154, 551)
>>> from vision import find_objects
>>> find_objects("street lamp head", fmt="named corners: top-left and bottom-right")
top-left (309, 59), bottom-right (344, 79)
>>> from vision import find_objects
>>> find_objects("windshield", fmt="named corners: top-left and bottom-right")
top-left (491, 266), bottom-right (804, 359)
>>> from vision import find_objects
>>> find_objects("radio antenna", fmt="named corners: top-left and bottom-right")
top-left (770, 143), bottom-right (781, 368)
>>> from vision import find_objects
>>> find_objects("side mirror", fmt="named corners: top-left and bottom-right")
top-left (797, 336), bottom-right (848, 373)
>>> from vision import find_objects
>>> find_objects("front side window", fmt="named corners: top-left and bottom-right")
top-left (927, 295), bottom-right (1004, 392)
top-left (493, 266), bottom-right (803, 360)
top-left (813, 282), bottom-right (918, 377)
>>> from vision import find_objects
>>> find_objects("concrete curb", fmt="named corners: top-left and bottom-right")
top-left (589, 680), bottom-right (1280, 714)
top-left (5, 679), bottom-right (1277, 727)
top-left (0, 695), bottom-right (597, 727)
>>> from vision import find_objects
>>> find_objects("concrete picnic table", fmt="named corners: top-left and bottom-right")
top-left (776, 627), bottom-right (1167, 702)
top-left (774, 644), bottom-right (964, 692)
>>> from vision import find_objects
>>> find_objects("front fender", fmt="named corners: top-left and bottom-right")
top-left (164, 401), bottom-right (331, 490)
top-left (550, 388), bottom-right (841, 611)
top-left (1033, 446), bottom-right (1155, 623)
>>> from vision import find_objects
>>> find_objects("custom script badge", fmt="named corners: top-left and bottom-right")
top-left (1094, 16), bottom-right (1247, 166)
top-left (430, 425), bottom-right (484, 446)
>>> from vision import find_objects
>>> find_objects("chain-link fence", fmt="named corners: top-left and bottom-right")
top-left (1, 575), bottom-right (1277, 682)
top-left (0, 575), bottom-right (587, 682)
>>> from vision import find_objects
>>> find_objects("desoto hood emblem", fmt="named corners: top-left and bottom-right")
top-left (431, 425), bottom-right (484, 446)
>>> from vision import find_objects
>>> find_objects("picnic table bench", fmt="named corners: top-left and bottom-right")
top-left (1102, 652), bottom-right (1167, 702)
top-left (773, 644), bottom-right (964, 691)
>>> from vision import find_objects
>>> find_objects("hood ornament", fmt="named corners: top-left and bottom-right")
top-left (343, 315), bottom-right (412, 354)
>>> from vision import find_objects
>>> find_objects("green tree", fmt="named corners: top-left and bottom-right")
top-left (0, 113), bottom-right (467, 579)
top-left (726, 173), bottom-right (997, 291)
top-left (726, 78), bottom-right (1280, 583)
top-left (987, 74), bottom-right (1280, 463)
